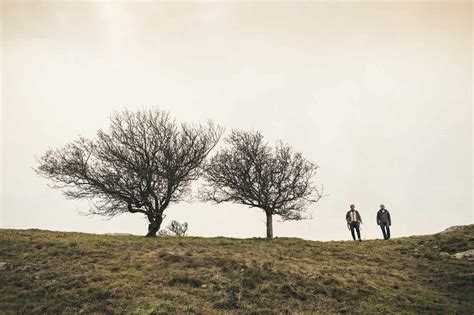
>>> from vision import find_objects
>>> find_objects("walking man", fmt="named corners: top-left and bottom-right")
top-left (346, 204), bottom-right (363, 241)
top-left (376, 204), bottom-right (391, 240)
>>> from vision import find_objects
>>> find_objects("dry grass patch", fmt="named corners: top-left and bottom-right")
top-left (0, 226), bottom-right (473, 313)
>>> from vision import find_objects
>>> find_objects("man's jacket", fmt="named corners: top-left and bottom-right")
top-left (346, 210), bottom-right (362, 224)
top-left (377, 210), bottom-right (391, 225)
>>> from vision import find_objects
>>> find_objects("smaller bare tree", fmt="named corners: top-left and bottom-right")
top-left (201, 131), bottom-right (323, 239)
top-left (159, 220), bottom-right (189, 237)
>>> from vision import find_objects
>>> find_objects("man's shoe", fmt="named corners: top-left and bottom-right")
top-left (358, 239), bottom-right (362, 242)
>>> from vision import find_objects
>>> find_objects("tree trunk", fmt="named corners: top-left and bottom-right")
top-left (266, 212), bottom-right (273, 240)
top-left (146, 215), bottom-right (163, 237)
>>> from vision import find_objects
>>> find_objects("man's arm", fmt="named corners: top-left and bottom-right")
top-left (357, 211), bottom-right (363, 224)
top-left (376, 211), bottom-right (380, 225)
top-left (388, 211), bottom-right (391, 226)
top-left (346, 211), bottom-right (350, 223)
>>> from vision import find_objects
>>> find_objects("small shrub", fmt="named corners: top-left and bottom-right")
top-left (158, 221), bottom-right (189, 237)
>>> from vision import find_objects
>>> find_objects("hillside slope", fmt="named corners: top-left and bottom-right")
top-left (0, 226), bottom-right (473, 314)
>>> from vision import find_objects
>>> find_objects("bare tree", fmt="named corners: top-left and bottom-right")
top-left (201, 131), bottom-right (323, 239)
top-left (158, 220), bottom-right (188, 237)
top-left (36, 109), bottom-right (223, 237)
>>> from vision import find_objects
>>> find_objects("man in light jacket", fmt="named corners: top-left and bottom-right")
top-left (376, 204), bottom-right (391, 240)
top-left (346, 204), bottom-right (363, 242)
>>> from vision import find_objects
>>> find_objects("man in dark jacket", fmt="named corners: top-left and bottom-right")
top-left (376, 204), bottom-right (391, 240)
top-left (346, 204), bottom-right (363, 241)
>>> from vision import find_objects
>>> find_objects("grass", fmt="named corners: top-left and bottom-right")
top-left (0, 225), bottom-right (473, 314)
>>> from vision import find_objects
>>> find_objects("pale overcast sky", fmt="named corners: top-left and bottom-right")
top-left (1, 1), bottom-right (472, 241)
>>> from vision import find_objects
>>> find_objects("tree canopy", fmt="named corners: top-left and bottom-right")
top-left (201, 130), bottom-right (323, 239)
top-left (36, 109), bottom-right (223, 236)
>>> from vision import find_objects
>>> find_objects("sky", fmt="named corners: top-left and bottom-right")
top-left (1, 1), bottom-right (472, 241)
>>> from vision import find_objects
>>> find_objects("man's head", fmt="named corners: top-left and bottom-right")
top-left (350, 204), bottom-right (355, 210)
top-left (380, 204), bottom-right (385, 210)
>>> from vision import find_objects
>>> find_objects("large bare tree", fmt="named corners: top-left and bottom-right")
top-left (201, 131), bottom-right (323, 239)
top-left (36, 109), bottom-right (223, 236)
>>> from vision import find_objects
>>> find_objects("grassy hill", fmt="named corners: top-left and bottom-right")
top-left (0, 226), bottom-right (473, 314)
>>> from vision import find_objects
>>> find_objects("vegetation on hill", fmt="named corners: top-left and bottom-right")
top-left (0, 226), bottom-right (473, 314)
